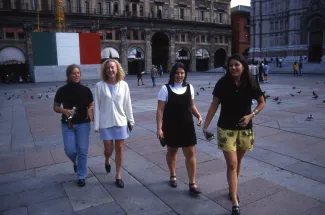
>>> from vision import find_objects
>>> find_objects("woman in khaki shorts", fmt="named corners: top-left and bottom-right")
top-left (203, 54), bottom-right (265, 215)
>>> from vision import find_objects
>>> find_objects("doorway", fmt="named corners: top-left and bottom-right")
top-left (152, 32), bottom-right (169, 73)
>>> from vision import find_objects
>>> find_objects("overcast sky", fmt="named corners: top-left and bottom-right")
top-left (231, 0), bottom-right (250, 7)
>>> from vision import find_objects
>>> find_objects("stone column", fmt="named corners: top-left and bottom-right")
top-left (191, 0), bottom-right (195, 21)
top-left (169, 30), bottom-right (176, 68)
top-left (120, 28), bottom-right (128, 72)
top-left (144, 0), bottom-right (149, 17)
top-left (227, 33), bottom-right (231, 57)
top-left (209, 33), bottom-right (216, 69)
top-left (145, 29), bottom-right (152, 72)
top-left (190, 32), bottom-right (196, 72)
top-left (169, 0), bottom-right (174, 19)
top-left (23, 24), bottom-right (35, 82)
top-left (119, 0), bottom-right (124, 15)
top-left (210, 0), bottom-right (214, 23)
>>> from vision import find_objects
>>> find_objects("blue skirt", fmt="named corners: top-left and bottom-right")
top-left (100, 126), bottom-right (129, 140)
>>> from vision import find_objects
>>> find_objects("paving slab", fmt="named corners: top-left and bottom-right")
top-left (0, 184), bottom-right (66, 212)
top-left (25, 149), bottom-right (55, 169)
top-left (62, 176), bottom-right (113, 211)
top-left (91, 163), bottom-right (171, 215)
top-left (28, 197), bottom-right (75, 215)
top-left (284, 161), bottom-right (325, 183)
top-left (2, 207), bottom-right (28, 215)
top-left (0, 169), bottom-right (35, 185)
top-left (241, 189), bottom-right (325, 215)
top-left (76, 201), bottom-right (126, 215)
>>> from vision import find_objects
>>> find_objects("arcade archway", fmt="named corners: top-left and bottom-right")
top-left (101, 47), bottom-right (120, 63)
top-left (176, 48), bottom-right (191, 72)
top-left (307, 19), bottom-right (324, 63)
top-left (0, 47), bottom-right (28, 83)
top-left (196, 48), bottom-right (209, 71)
top-left (152, 32), bottom-right (169, 73)
top-left (214, 48), bottom-right (227, 68)
top-left (127, 47), bottom-right (145, 75)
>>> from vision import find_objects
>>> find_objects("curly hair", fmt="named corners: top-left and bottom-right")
top-left (100, 59), bottom-right (125, 81)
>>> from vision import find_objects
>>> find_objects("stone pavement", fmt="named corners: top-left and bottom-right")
top-left (0, 73), bottom-right (325, 215)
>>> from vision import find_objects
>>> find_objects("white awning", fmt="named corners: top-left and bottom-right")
top-left (128, 47), bottom-right (144, 60)
top-left (101, 47), bottom-right (120, 59)
top-left (0, 47), bottom-right (26, 63)
top-left (176, 48), bottom-right (190, 60)
top-left (196, 48), bottom-right (209, 59)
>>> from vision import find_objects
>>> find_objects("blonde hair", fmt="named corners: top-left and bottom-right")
top-left (100, 59), bottom-right (125, 81)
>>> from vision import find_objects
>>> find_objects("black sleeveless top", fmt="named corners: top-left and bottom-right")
top-left (162, 84), bottom-right (197, 148)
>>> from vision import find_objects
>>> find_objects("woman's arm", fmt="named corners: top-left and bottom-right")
top-left (125, 84), bottom-right (135, 126)
top-left (93, 84), bottom-right (100, 131)
top-left (87, 101), bottom-right (94, 121)
top-left (156, 100), bottom-right (166, 138)
top-left (238, 95), bottom-right (265, 128)
top-left (202, 96), bottom-right (220, 135)
top-left (53, 102), bottom-right (72, 117)
top-left (190, 100), bottom-right (202, 126)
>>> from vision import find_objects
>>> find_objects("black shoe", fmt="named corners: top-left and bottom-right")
top-left (105, 163), bottom-right (111, 173)
top-left (73, 164), bottom-right (77, 173)
top-left (169, 176), bottom-right (177, 188)
top-left (77, 179), bottom-right (86, 187)
top-left (229, 192), bottom-right (240, 203)
top-left (115, 179), bottom-right (124, 188)
top-left (189, 183), bottom-right (202, 195)
top-left (232, 206), bottom-right (241, 215)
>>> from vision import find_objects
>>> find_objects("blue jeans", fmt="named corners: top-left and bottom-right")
top-left (151, 77), bottom-right (156, 87)
top-left (299, 68), bottom-right (302, 75)
top-left (61, 122), bottom-right (90, 179)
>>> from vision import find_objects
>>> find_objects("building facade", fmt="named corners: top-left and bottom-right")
top-left (231, 5), bottom-right (250, 56)
top-left (0, 0), bottom-right (232, 82)
top-left (250, 0), bottom-right (325, 63)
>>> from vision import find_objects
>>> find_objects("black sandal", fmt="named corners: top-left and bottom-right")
top-left (105, 163), bottom-right (111, 173)
top-left (189, 183), bottom-right (201, 195)
top-left (169, 176), bottom-right (177, 188)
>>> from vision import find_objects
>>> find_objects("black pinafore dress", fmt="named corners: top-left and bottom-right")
top-left (162, 84), bottom-right (197, 148)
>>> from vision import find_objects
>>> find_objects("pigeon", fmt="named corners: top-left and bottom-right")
top-left (312, 95), bottom-right (318, 99)
top-left (52, 89), bottom-right (55, 92)
top-left (31, 96), bottom-right (34, 99)
top-left (92, 84), bottom-right (94, 86)
top-left (292, 86), bottom-right (296, 90)
top-left (24, 90), bottom-right (26, 93)
top-left (46, 95), bottom-right (49, 98)
top-left (85, 84), bottom-right (88, 87)
top-left (196, 92), bottom-right (199, 96)
top-left (209, 82), bottom-right (211, 85)
top-left (262, 91), bottom-right (266, 95)
top-left (273, 97), bottom-right (279, 101)
top-left (38, 94), bottom-right (42, 99)
top-left (306, 114), bottom-right (313, 121)
top-left (297, 90), bottom-right (301, 94)
top-left (313, 91), bottom-right (317, 96)
top-left (323, 100), bottom-right (325, 103)
top-left (316, 82), bottom-right (319, 84)
top-left (7, 97), bottom-right (11, 100)
top-left (4, 92), bottom-right (7, 95)
top-left (277, 100), bottom-right (282, 104)
top-left (200, 87), bottom-right (206, 91)
top-left (265, 95), bottom-right (270, 98)
top-left (208, 86), bottom-right (210, 88)
top-left (290, 94), bottom-right (294, 97)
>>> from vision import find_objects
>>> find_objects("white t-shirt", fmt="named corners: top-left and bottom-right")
top-left (158, 83), bottom-right (194, 101)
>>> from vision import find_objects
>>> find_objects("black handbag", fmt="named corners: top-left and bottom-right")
top-left (159, 138), bottom-right (166, 147)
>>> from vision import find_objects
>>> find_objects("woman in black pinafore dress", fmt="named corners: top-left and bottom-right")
top-left (156, 62), bottom-right (202, 195)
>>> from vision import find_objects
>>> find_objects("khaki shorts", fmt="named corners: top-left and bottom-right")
top-left (217, 127), bottom-right (255, 152)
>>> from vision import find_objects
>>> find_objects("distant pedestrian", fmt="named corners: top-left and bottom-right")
top-left (298, 60), bottom-right (303, 76)
top-left (94, 59), bottom-right (135, 188)
top-left (53, 64), bottom-right (94, 187)
top-left (293, 62), bottom-right (298, 76)
top-left (263, 63), bottom-right (269, 83)
top-left (137, 68), bottom-right (144, 86)
top-left (151, 65), bottom-right (158, 87)
top-left (159, 65), bottom-right (163, 77)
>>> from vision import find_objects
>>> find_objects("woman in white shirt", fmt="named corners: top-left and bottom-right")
top-left (94, 59), bottom-right (135, 188)
top-left (156, 62), bottom-right (203, 195)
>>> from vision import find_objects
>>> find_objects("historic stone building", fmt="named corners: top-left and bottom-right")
top-left (250, 0), bottom-right (325, 63)
top-left (0, 0), bottom-right (232, 82)
top-left (231, 5), bottom-right (250, 56)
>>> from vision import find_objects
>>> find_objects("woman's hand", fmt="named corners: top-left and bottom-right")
top-left (157, 128), bottom-right (164, 139)
top-left (238, 114), bottom-right (252, 128)
top-left (197, 116), bottom-right (203, 126)
top-left (202, 127), bottom-right (208, 138)
top-left (87, 108), bottom-right (94, 121)
top-left (62, 109), bottom-right (73, 117)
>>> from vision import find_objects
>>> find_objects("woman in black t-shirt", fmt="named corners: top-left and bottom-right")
top-left (53, 64), bottom-right (94, 187)
top-left (203, 54), bottom-right (265, 215)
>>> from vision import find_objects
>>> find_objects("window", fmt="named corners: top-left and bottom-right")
top-left (85, 1), bottom-right (89, 14)
top-left (113, 3), bottom-right (118, 15)
top-left (106, 0), bottom-right (110, 15)
top-left (106, 31), bottom-right (113, 40)
top-left (18, 30), bottom-right (25, 39)
top-left (175, 34), bottom-right (179, 42)
top-left (180, 8), bottom-right (184, 20)
top-left (125, 4), bottom-right (129, 16)
top-left (165, 8), bottom-right (168, 18)
top-left (66, 0), bottom-right (71, 12)
top-left (219, 13), bottom-right (223, 24)
top-left (132, 3), bottom-right (137, 17)
top-left (201, 35), bottom-right (205, 43)
top-left (200, 11), bottom-right (204, 21)
top-left (31, 0), bottom-right (36, 10)
top-left (100, 32), bottom-right (103, 40)
top-left (141, 31), bottom-right (145, 40)
top-left (6, 31), bottom-right (14, 39)
top-left (0, 28), bottom-right (4, 40)
top-left (98, 3), bottom-right (102, 14)
top-left (140, 5), bottom-right (143, 16)
top-left (188, 34), bottom-right (191, 42)
top-left (115, 30), bottom-right (120, 40)
top-left (127, 31), bottom-right (131, 40)
top-left (133, 31), bottom-right (138, 40)
top-left (196, 35), bottom-right (200, 43)
top-left (157, 6), bottom-right (162, 18)
top-left (77, 0), bottom-right (81, 13)
top-left (181, 34), bottom-right (185, 42)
